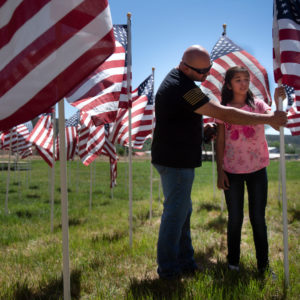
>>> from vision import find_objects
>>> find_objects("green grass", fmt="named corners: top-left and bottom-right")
top-left (0, 158), bottom-right (299, 299)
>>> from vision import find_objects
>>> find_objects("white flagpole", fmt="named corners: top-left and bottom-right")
top-left (76, 149), bottom-right (79, 195)
top-left (5, 129), bottom-right (13, 215)
top-left (278, 83), bottom-right (289, 287)
top-left (51, 106), bottom-right (56, 233)
top-left (127, 12), bottom-right (133, 247)
top-left (211, 140), bottom-right (216, 200)
top-left (149, 67), bottom-right (155, 223)
top-left (58, 99), bottom-right (71, 300)
top-left (16, 135), bottom-right (21, 200)
top-left (278, 160), bottom-right (281, 204)
top-left (89, 162), bottom-right (93, 211)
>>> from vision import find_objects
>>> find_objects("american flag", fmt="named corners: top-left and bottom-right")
top-left (56, 111), bottom-right (79, 161)
top-left (102, 124), bottom-right (118, 188)
top-left (287, 106), bottom-right (300, 135)
top-left (273, 0), bottom-right (300, 110)
top-left (284, 84), bottom-right (300, 135)
top-left (201, 35), bottom-right (272, 106)
top-left (66, 25), bottom-right (128, 126)
top-left (28, 112), bottom-right (55, 167)
top-left (284, 84), bottom-right (295, 112)
top-left (1, 121), bottom-right (33, 159)
top-left (77, 111), bottom-right (105, 166)
top-left (111, 74), bottom-right (155, 149)
top-left (0, 0), bottom-right (115, 131)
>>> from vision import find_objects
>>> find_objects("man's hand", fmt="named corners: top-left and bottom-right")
top-left (269, 111), bottom-right (288, 128)
top-left (203, 122), bottom-right (217, 143)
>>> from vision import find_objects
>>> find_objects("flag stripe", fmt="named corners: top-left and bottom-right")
top-left (0, 0), bottom-right (50, 46)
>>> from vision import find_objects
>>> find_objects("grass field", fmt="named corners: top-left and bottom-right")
top-left (0, 158), bottom-right (299, 299)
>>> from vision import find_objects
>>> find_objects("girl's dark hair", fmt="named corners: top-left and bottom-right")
top-left (221, 66), bottom-right (255, 109)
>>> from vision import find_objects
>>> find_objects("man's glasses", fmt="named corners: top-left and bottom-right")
top-left (183, 62), bottom-right (212, 74)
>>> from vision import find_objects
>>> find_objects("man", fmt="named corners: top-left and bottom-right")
top-left (151, 45), bottom-right (287, 280)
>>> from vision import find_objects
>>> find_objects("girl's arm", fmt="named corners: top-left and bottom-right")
top-left (216, 123), bottom-right (230, 190)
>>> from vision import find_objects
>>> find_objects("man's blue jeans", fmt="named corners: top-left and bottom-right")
top-left (154, 164), bottom-right (198, 279)
top-left (224, 167), bottom-right (269, 270)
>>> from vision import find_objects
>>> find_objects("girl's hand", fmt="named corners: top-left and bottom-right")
top-left (217, 169), bottom-right (230, 190)
top-left (274, 86), bottom-right (286, 109)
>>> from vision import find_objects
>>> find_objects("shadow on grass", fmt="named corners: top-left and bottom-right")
top-left (55, 218), bottom-right (86, 231)
top-left (288, 207), bottom-right (300, 223)
top-left (127, 277), bottom-right (186, 300)
top-left (99, 200), bottom-right (111, 206)
top-left (126, 246), bottom-right (280, 300)
top-left (29, 185), bottom-right (39, 190)
top-left (91, 229), bottom-right (127, 244)
top-left (11, 269), bottom-right (81, 300)
top-left (205, 215), bottom-right (227, 234)
top-left (56, 187), bottom-right (72, 193)
top-left (26, 194), bottom-right (40, 199)
top-left (44, 199), bottom-right (60, 205)
top-left (15, 210), bottom-right (33, 218)
top-left (197, 202), bottom-right (221, 213)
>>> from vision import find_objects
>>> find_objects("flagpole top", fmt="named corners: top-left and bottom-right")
top-left (152, 67), bottom-right (155, 71)
top-left (127, 12), bottom-right (132, 19)
top-left (222, 24), bottom-right (227, 36)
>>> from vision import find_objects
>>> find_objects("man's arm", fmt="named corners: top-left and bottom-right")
top-left (195, 100), bottom-right (287, 128)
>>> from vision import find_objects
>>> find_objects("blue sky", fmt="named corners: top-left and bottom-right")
top-left (65, 0), bottom-right (288, 134)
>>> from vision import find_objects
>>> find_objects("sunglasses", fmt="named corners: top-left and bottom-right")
top-left (183, 62), bottom-right (212, 74)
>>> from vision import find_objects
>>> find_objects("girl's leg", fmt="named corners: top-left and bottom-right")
top-left (225, 172), bottom-right (245, 267)
top-left (246, 168), bottom-right (269, 271)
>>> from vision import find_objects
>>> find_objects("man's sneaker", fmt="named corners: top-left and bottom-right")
top-left (228, 264), bottom-right (239, 271)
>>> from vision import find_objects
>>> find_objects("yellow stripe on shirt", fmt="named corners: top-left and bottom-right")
top-left (183, 88), bottom-right (207, 106)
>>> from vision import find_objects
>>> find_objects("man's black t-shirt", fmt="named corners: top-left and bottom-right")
top-left (151, 68), bottom-right (210, 168)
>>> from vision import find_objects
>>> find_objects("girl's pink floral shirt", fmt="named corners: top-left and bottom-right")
top-left (217, 98), bottom-right (271, 174)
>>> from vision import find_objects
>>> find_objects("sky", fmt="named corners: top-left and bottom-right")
top-left (65, 0), bottom-right (289, 134)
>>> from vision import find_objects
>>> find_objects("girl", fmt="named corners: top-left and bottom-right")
top-left (216, 66), bottom-right (285, 274)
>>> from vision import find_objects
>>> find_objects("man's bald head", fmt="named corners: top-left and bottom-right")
top-left (182, 45), bottom-right (210, 66)
top-left (179, 45), bottom-right (211, 82)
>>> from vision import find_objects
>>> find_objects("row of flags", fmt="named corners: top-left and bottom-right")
top-left (0, 1), bottom-right (155, 188)
top-left (0, 71), bottom-right (154, 188)
top-left (0, 122), bottom-right (33, 159)
top-left (0, 0), bottom-right (299, 176)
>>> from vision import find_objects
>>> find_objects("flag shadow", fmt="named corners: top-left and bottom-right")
top-left (196, 202), bottom-right (221, 213)
top-left (126, 276), bottom-right (186, 300)
top-left (205, 215), bottom-right (227, 234)
top-left (9, 269), bottom-right (81, 300)
top-left (288, 207), bottom-right (300, 223)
